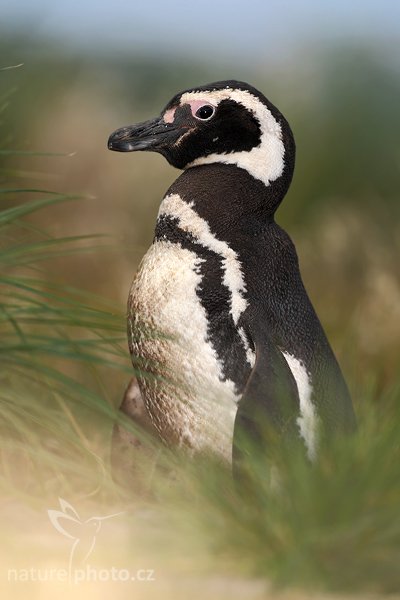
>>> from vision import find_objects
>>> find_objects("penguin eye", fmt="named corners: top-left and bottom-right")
top-left (194, 104), bottom-right (215, 121)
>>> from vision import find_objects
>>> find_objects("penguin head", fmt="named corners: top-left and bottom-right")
top-left (108, 80), bottom-right (295, 188)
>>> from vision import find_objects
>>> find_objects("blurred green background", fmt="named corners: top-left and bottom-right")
top-left (2, 1), bottom-right (399, 386)
top-left (1, 2), bottom-right (400, 597)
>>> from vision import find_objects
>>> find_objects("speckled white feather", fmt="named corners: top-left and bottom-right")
top-left (281, 351), bottom-right (318, 460)
top-left (180, 88), bottom-right (285, 187)
top-left (129, 239), bottom-right (239, 460)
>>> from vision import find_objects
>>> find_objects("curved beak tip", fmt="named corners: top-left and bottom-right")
top-left (108, 117), bottom-right (181, 154)
top-left (107, 128), bottom-right (133, 152)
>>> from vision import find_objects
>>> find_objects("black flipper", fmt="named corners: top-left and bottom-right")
top-left (232, 330), bottom-right (301, 484)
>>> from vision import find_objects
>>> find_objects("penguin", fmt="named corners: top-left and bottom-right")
top-left (108, 80), bottom-right (356, 476)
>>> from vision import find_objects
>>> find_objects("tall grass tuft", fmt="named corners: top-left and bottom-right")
top-left (168, 384), bottom-right (400, 593)
top-left (0, 158), bottom-right (134, 503)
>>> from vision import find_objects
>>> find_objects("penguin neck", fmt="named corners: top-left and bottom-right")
top-left (169, 163), bottom-right (292, 235)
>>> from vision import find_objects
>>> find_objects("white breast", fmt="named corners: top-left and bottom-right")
top-left (129, 239), bottom-right (239, 461)
top-left (159, 193), bottom-right (249, 325)
top-left (158, 193), bottom-right (256, 366)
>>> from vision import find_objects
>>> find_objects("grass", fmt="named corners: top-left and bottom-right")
top-left (0, 153), bottom-right (133, 498)
top-left (1, 127), bottom-right (399, 598)
top-left (183, 392), bottom-right (400, 593)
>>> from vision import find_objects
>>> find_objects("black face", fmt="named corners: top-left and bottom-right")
top-left (108, 84), bottom-right (262, 169)
top-left (162, 99), bottom-right (261, 168)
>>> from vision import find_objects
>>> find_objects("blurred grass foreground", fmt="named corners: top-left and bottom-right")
top-left (1, 38), bottom-right (400, 600)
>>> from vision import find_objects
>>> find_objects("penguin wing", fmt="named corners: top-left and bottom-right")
top-left (232, 329), bottom-right (300, 479)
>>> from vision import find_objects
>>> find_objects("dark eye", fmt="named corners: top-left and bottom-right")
top-left (194, 105), bottom-right (215, 120)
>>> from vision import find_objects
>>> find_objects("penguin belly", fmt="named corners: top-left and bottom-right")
top-left (128, 239), bottom-right (243, 461)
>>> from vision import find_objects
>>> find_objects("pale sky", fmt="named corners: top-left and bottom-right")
top-left (2, 0), bottom-right (400, 64)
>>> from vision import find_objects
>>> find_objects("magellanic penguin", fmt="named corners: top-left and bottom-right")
top-left (108, 80), bottom-right (356, 476)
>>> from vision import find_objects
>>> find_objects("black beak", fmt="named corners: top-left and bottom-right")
top-left (108, 116), bottom-right (183, 153)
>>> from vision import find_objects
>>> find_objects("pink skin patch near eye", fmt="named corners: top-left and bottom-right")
top-left (187, 100), bottom-right (216, 118)
top-left (163, 107), bottom-right (176, 123)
